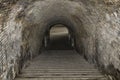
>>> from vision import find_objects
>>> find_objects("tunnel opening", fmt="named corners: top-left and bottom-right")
top-left (43, 24), bottom-right (75, 50)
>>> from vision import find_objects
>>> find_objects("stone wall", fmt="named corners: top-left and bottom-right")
top-left (96, 7), bottom-right (120, 79)
top-left (0, 4), bottom-right (23, 80)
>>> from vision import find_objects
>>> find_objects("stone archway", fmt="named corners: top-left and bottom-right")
top-left (43, 24), bottom-right (75, 50)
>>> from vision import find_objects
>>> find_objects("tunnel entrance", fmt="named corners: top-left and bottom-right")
top-left (15, 23), bottom-right (107, 80)
top-left (43, 24), bottom-right (74, 50)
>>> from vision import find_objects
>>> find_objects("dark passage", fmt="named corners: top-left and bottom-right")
top-left (45, 24), bottom-right (74, 50)
top-left (14, 24), bottom-right (108, 80)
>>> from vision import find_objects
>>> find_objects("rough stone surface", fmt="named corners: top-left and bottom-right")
top-left (0, 3), bottom-right (23, 80)
top-left (0, 0), bottom-right (120, 80)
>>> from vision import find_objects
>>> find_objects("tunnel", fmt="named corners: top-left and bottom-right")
top-left (43, 24), bottom-right (74, 50)
top-left (0, 0), bottom-right (120, 80)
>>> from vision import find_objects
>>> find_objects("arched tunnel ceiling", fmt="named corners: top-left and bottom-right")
top-left (22, 0), bottom-right (89, 52)
top-left (22, 0), bottom-right (102, 39)
top-left (22, 0), bottom-right (98, 48)
top-left (24, 0), bottom-right (87, 34)
top-left (25, 0), bottom-right (86, 23)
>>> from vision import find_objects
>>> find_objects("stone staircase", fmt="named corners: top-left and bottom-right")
top-left (15, 50), bottom-right (107, 80)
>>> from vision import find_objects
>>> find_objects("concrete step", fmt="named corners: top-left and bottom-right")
top-left (18, 73), bottom-right (103, 78)
top-left (15, 50), bottom-right (107, 80)
top-left (22, 69), bottom-right (100, 73)
top-left (15, 77), bottom-right (107, 80)
top-left (22, 69), bottom-right (99, 71)
top-left (17, 75), bottom-right (105, 78)
top-left (27, 66), bottom-right (94, 69)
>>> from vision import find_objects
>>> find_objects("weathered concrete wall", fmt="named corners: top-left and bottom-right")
top-left (0, 0), bottom-right (120, 80)
top-left (96, 6), bottom-right (120, 79)
top-left (0, 4), bottom-right (23, 80)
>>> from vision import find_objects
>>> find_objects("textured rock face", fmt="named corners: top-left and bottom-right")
top-left (0, 4), bottom-right (23, 80)
top-left (0, 0), bottom-right (120, 80)
top-left (97, 10), bottom-right (120, 79)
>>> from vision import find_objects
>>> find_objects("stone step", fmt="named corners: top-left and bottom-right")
top-left (26, 66), bottom-right (94, 69)
top-left (15, 50), bottom-right (107, 80)
top-left (21, 72), bottom-right (102, 75)
top-left (22, 70), bottom-right (100, 73)
top-left (20, 68), bottom-right (101, 72)
top-left (23, 68), bottom-right (98, 71)
top-left (15, 77), bottom-right (107, 80)
top-left (19, 73), bottom-right (103, 78)
top-left (18, 74), bottom-right (105, 78)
